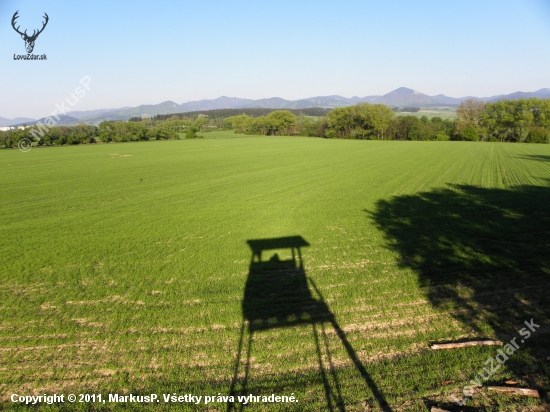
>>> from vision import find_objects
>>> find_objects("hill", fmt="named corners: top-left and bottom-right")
top-left (7, 87), bottom-right (547, 126)
top-left (0, 116), bottom-right (36, 127)
top-left (10, 114), bottom-right (79, 127)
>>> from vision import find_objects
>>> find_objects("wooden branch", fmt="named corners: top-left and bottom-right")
top-left (487, 386), bottom-right (540, 397)
top-left (430, 340), bottom-right (503, 350)
top-left (431, 407), bottom-right (451, 412)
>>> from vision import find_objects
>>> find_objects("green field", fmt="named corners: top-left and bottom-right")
top-left (394, 108), bottom-right (456, 120)
top-left (1, 135), bottom-right (549, 411)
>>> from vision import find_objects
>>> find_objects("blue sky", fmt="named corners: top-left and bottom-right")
top-left (1, 0), bottom-right (550, 119)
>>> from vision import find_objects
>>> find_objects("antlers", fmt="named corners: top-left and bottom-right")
top-left (11, 10), bottom-right (49, 40)
top-left (11, 11), bottom-right (25, 36)
top-left (33, 13), bottom-right (49, 39)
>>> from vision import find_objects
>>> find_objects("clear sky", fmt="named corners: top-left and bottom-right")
top-left (1, 0), bottom-right (550, 119)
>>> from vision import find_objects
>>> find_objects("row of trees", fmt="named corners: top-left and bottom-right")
top-left (224, 99), bottom-right (550, 143)
top-left (1, 124), bottom-right (99, 147)
top-left (225, 106), bottom-right (454, 141)
top-left (0, 119), bottom-right (200, 148)
top-left (387, 116), bottom-right (454, 141)
top-left (225, 111), bottom-right (299, 136)
top-left (325, 104), bottom-right (394, 139)
top-left (455, 98), bottom-right (550, 143)
top-left (323, 107), bottom-right (455, 141)
top-left (154, 107), bottom-right (332, 121)
top-left (97, 120), bottom-right (180, 142)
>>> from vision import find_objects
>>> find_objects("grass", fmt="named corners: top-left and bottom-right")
top-left (177, 130), bottom-right (239, 139)
top-left (394, 108), bottom-right (456, 120)
top-left (0, 135), bottom-right (549, 411)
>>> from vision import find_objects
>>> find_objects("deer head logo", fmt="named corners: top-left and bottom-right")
top-left (11, 11), bottom-right (49, 54)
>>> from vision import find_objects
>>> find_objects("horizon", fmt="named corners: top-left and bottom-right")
top-left (3, 85), bottom-right (550, 123)
top-left (2, 0), bottom-right (550, 118)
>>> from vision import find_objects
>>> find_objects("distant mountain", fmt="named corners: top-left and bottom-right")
top-left (8, 87), bottom-right (548, 126)
top-left (373, 87), bottom-right (441, 107)
top-left (178, 96), bottom-right (255, 112)
top-left (369, 87), bottom-right (479, 107)
top-left (0, 116), bottom-right (36, 127)
top-left (76, 101), bottom-right (184, 123)
top-left (66, 108), bottom-right (129, 120)
top-left (481, 93), bottom-right (506, 102)
top-left (284, 95), bottom-right (380, 108)
top-left (357, 95), bottom-right (382, 104)
top-left (70, 95), bottom-right (386, 123)
top-left (11, 114), bottom-right (79, 127)
top-left (246, 97), bottom-right (292, 109)
top-left (534, 88), bottom-right (550, 98)
top-left (372, 87), bottom-right (550, 106)
top-left (431, 94), bottom-right (477, 105)
top-left (486, 88), bottom-right (550, 102)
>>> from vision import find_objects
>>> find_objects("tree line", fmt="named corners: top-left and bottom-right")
top-left (0, 119), bottom-right (200, 148)
top-left (455, 98), bottom-right (550, 143)
top-left (1, 124), bottom-right (99, 148)
top-left (153, 107), bottom-right (332, 122)
top-left (225, 105), bottom-right (454, 141)
top-left (225, 98), bottom-right (550, 143)
top-left (2, 98), bottom-right (549, 148)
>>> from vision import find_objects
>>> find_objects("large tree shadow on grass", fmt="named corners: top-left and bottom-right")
top-left (369, 184), bottom-right (550, 373)
top-left (518, 155), bottom-right (550, 163)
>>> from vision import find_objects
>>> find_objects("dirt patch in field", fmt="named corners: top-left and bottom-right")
top-left (66, 295), bottom-right (148, 306)
top-left (40, 302), bottom-right (57, 310)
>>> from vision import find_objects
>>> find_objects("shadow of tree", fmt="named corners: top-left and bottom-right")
top-left (369, 185), bottom-right (550, 334)
top-left (369, 184), bottom-right (550, 376)
top-left (518, 155), bottom-right (550, 163)
top-left (370, 184), bottom-right (550, 334)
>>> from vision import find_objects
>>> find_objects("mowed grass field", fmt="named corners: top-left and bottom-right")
top-left (1, 135), bottom-right (549, 411)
